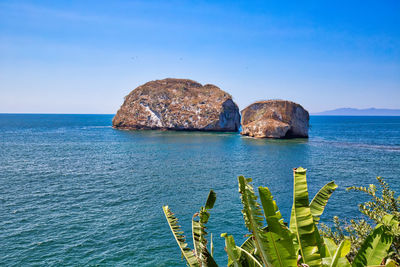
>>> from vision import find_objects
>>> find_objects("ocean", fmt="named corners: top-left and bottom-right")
top-left (1, 114), bottom-right (399, 266)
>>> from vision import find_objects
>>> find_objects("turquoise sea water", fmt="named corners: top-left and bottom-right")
top-left (1, 114), bottom-right (399, 266)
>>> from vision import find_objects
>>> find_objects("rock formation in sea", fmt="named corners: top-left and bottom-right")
top-left (240, 100), bottom-right (309, 138)
top-left (112, 78), bottom-right (241, 131)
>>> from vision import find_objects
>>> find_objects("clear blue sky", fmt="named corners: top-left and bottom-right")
top-left (1, 0), bottom-right (399, 113)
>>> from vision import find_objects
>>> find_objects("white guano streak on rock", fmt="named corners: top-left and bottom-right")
top-left (142, 104), bottom-right (163, 127)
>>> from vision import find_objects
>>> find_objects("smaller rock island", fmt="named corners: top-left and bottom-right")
top-left (112, 78), bottom-right (240, 132)
top-left (240, 100), bottom-right (309, 138)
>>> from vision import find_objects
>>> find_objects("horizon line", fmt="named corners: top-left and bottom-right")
top-left (0, 112), bottom-right (115, 115)
top-left (1, 112), bottom-right (400, 117)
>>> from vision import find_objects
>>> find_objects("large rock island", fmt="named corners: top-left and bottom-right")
top-left (241, 100), bottom-right (309, 138)
top-left (113, 78), bottom-right (240, 131)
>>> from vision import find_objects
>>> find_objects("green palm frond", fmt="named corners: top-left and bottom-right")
top-left (192, 190), bottom-right (218, 267)
top-left (352, 215), bottom-right (397, 267)
top-left (163, 206), bottom-right (200, 267)
top-left (221, 233), bottom-right (242, 267)
top-left (289, 167), bottom-right (322, 267)
top-left (258, 186), bottom-right (297, 267)
top-left (328, 239), bottom-right (351, 267)
top-left (310, 181), bottom-right (338, 225)
top-left (225, 233), bottom-right (262, 267)
top-left (238, 176), bottom-right (271, 266)
top-left (309, 180), bottom-right (338, 260)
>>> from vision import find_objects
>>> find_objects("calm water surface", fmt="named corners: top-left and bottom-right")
top-left (1, 114), bottom-right (399, 266)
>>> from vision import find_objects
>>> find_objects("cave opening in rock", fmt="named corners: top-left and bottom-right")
top-left (283, 128), bottom-right (308, 139)
top-left (283, 128), bottom-right (296, 139)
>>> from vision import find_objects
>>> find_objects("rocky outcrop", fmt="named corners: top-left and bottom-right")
top-left (241, 100), bottom-right (309, 138)
top-left (112, 78), bottom-right (240, 131)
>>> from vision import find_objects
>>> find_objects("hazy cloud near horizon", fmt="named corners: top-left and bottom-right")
top-left (0, 0), bottom-right (399, 113)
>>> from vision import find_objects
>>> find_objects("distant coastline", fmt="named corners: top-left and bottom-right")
top-left (313, 108), bottom-right (400, 116)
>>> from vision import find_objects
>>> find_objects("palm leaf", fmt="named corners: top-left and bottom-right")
top-left (192, 190), bottom-right (218, 267)
top-left (240, 234), bottom-right (256, 254)
top-left (237, 227), bottom-right (266, 266)
top-left (323, 237), bottom-right (338, 257)
top-left (236, 246), bottom-right (263, 267)
top-left (192, 219), bottom-right (217, 266)
top-left (322, 242), bottom-right (351, 267)
top-left (289, 167), bottom-right (322, 267)
top-left (292, 180), bottom-right (337, 259)
top-left (163, 206), bottom-right (200, 267)
top-left (385, 259), bottom-right (398, 267)
top-left (221, 233), bottom-right (242, 267)
top-left (310, 181), bottom-right (337, 259)
top-left (352, 215), bottom-right (396, 267)
top-left (258, 186), bottom-right (297, 267)
top-left (310, 181), bottom-right (338, 224)
top-left (238, 176), bottom-right (271, 266)
top-left (192, 218), bottom-right (203, 257)
top-left (225, 234), bottom-right (262, 267)
top-left (330, 239), bottom-right (351, 267)
top-left (205, 190), bottom-right (217, 210)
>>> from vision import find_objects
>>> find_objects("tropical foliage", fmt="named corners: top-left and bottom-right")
top-left (321, 176), bottom-right (400, 263)
top-left (162, 190), bottom-right (218, 266)
top-left (163, 168), bottom-right (399, 266)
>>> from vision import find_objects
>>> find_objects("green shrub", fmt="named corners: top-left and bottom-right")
top-left (320, 176), bottom-right (400, 264)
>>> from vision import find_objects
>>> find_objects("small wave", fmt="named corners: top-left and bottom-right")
top-left (81, 126), bottom-right (112, 129)
top-left (356, 143), bottom-right (400, 151)
top-left (312, 139), bottom-right (400, 152)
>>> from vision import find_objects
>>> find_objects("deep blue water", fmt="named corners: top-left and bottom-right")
top-left (1, 114), bottom-right (399, 266)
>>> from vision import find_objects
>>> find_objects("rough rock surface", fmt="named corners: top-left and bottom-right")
top-left (241, 100), bottom-right (309, 138)
top-left (113, 78), bottom-right (240, 131)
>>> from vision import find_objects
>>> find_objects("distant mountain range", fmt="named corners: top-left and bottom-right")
top-left (313, 108), bottom-right (400, 116)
